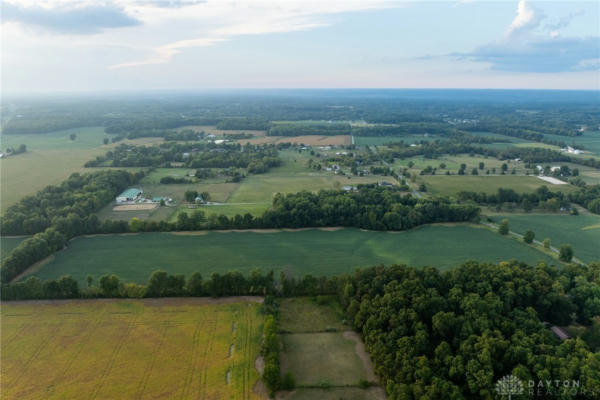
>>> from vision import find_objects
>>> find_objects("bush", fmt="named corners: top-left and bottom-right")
top-left (559, 244), bottom-right (574, 262)
top-left (498, 219), bottom-right (509, 235)
top-left (543, 238), bottom-right (551, 249)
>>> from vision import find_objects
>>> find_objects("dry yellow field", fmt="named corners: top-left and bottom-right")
top-left (1, 297), bottom-right (264, 400)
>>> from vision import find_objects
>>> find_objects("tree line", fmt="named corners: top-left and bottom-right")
top-left (84, 142), bottom-right (281, 172)
top-left (0, 170), bottom-right (145, 282)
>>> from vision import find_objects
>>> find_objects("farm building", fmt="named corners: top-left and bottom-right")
top-left (550, 326), bottom-right (570, 340)
top-left (116, 188), bottom-right (143, 203)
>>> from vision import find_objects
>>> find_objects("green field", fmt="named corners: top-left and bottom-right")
top-left (396, 154), bottom-right (528, 174)
top-left (354, 135), bottom-right (449, 146)
top-left (26, 226), bottom-right (557, 284)
top-left (278, 297), bottom-right (385, 399)
top-left (0, 298), bottom-right (263, 400)
top-left (279, 298), bottom-right (348, 333)
top-left (421, 175), bottom-right (577, 196)
top-left (1, 236), bottom-right (28, 261)
top-left (487, 214), bottom-right (600, 264)
top-left (0, 127), bottom-right (155, 211)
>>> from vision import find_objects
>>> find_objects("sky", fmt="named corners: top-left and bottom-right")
top-left (1, 0), bottom-right (599, 93)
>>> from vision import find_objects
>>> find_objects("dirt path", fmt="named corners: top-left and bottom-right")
top-left (343, 330), bottom-right (378, 383)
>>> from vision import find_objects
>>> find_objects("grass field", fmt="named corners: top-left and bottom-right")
top-left (280, 333), bottom-right (367, 385)
top-left (395, 154), bottom-right (528, 175)
top-left (486, 213), bottom-right (600, 264)
top-left (279, 298), bottom-right (348, 333)
top-left (0, 127), bottom-right (154, 211)
top-left (354, 135), bottom-right (449, 146)
top-left (278, 297), bottom-right (385, 399)
top-left (0, 298), bottom-right (263, 400)
top-left (26, 225), bottom-right (557, 284)
top-left (1, 236), bottom-right (28, 261)
top-left (421, 175), bottom-right (577, 196)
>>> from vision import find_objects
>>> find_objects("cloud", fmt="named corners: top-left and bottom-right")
top-left (506, 0), bottom-right (544, 38)
top-left (109, 37), bottom-right (228, 69)
top-left (451, 1), bottom-right (599, 73)
top-left (545, 9), bottom-right (585, 37)
top-left (2, 1), bottom-right (142, 34)
top-left (108, 0), bottom-right (394, 69)
top-left (457, 37), bottom-right (600, 73)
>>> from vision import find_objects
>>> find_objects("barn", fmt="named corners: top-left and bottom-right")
top-left (116, 188), bottom-right (143, 203)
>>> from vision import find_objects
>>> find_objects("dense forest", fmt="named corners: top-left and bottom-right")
top-left (341, 262), bottom-right (600, 399)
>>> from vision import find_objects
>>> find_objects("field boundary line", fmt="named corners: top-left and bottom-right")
top-left (88, 314), bottom-right (138, 400)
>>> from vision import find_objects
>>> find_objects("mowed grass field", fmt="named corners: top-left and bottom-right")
top-left (27, 226), bottom-right (556, 284)
top-left (278, 298), bottom-right (385, 400)
top-left (0, 298), bottom-right (263, 400)
top-left (421, 175), bottom-right (577, 196)
top-left (487, 214), bottom-right (600, 264)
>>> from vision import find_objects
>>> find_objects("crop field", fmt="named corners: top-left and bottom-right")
top-left (278, 298), bottom-right (385, 400)
top-left (0, 298), bottom-right (263, 400)
top-left (354, 135), bottom-right (449, 146)
top-left (421, 175), bottom-right (577, 196)
top-left (0, 127), bottom-right (151, 211)
top-left (26, 225), bottom-right (557, 284)
top-left (544, 130), bottom-right (600, 156)
top-left (240, 135), bottom-right (351, 146)
top-left (178, 125), bottom-right (268, 137)
top-left (1, 236), bottom-right (28, 261)
top-left (487, 213), bottom-right (600, 264)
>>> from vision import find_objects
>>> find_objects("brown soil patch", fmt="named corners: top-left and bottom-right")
top-left (343, 331), bottom-right (378, 383)
top-left (113, 203), bottom-right (158, 211)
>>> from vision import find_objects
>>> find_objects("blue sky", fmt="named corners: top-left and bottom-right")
top-left (1, 0), bottom-right (598, 92)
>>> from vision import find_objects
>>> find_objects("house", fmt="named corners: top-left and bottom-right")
top-left (342, 185), bottom-right (357, 191)
top-left (116, 188), bottom-right (143, 203)
top-left (182, 152), bottom-right (190, 158)
top-left (550, 326), bottom-right (570, 340)
top-left (566, 146), bottom-right (583, 155)
top-left (378, 181), bottom-right (394, 187)
top-left (214, 139), bottom-right (227, 145)
top-left (207, 134), bottom-right (217, 139)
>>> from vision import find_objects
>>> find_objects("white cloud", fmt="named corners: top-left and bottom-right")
top-left (107, 0), bottom-right (394, 68)
top-left (506, 0), bottom-right (542, 38)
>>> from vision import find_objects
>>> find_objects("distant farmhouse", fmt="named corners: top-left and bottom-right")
top-left (116, 188), bottom-right (143, 203)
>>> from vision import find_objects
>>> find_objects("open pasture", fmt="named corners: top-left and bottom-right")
top-left (178, 125), bottom-right (268, 137)
top-left (27, 226), bottom-right (556, 284)
top-left (278, 297), bottom-right (385, 400)
top-left (487, 213), bottom-right (600, 264)
top-left (421, 175), bottom-right (577, 196)
top-left (0, 298), bottom-right (263, 400)
top-left (239, 135), bottom-right (351, 146)
top-left (395, 154), bottom-right (528, 174)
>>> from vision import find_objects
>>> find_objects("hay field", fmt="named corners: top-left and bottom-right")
top-left (1, 298), bottom-right (263, 400)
